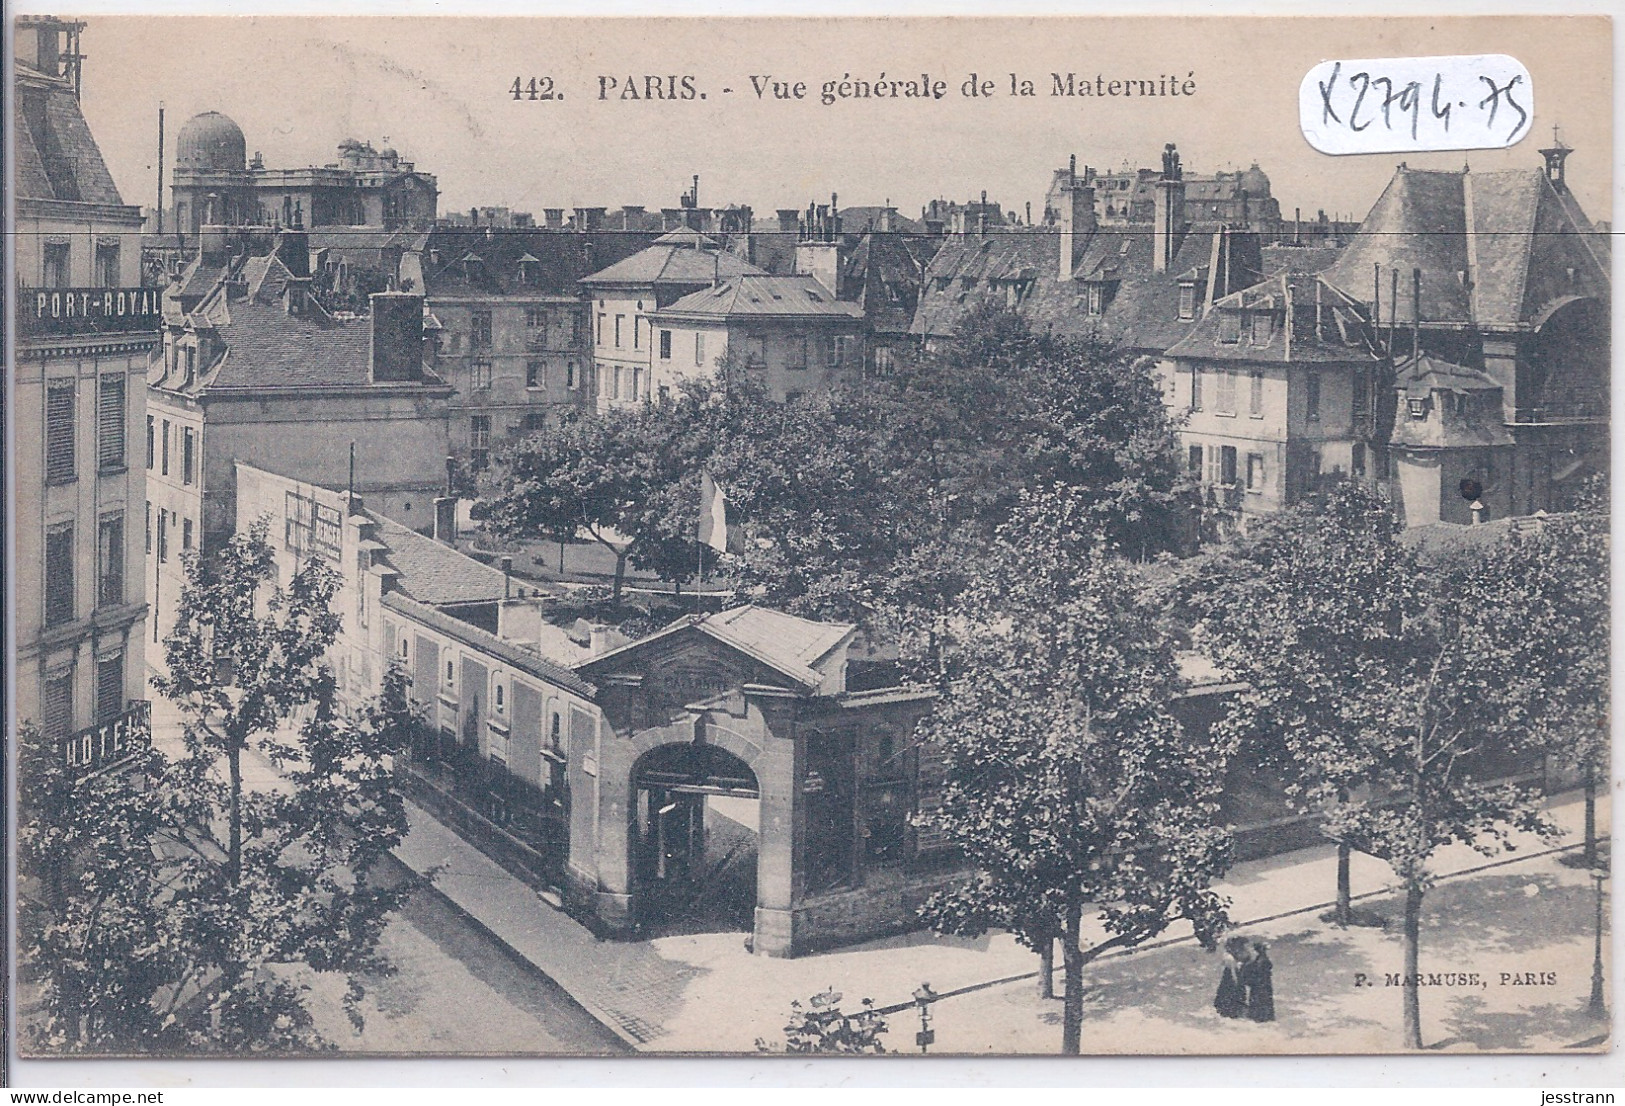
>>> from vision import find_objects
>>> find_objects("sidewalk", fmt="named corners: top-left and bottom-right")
top-left (391, 791), bottom-right (1609, 1054)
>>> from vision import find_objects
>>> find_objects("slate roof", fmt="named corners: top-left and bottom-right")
top-left (1164, 272), bottom-right (1381, 365)
top-left (580, 237), bottom-right (766, 288)
top-left (419, 229), bottom-right (656, 297)
top-left (1322, 166), bottom-right (1608, 330)
top-left (578, 604), bottom-right (855, 690)
top-left (154, 252), bottom-right (448, 394)
top-left (1262, 245), bottom-right (1343, 276)
top-left (368, 510), bottom-right (513, 607)
top-left (654, 275), bottom-right (863, 321)
top-left (15, 63), bottom-right (128, 206)
top-left (841, 232), bottom-right (934, 336)
top-left (912, 223), bottom-right (1220, 353)
top-left (1390, 353), bottom-right (1515, 450)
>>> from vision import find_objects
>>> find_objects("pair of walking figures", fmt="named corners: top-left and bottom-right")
top-left (1214, 935), bottom-right (1275, 1022)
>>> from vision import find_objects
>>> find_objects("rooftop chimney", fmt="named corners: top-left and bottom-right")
top-left (1153, 143), bottom-right (1186, 273)
top-left (368, 291), bottom-right (425, 383)
top-left (1057, 178), bottom-right (1096, 282)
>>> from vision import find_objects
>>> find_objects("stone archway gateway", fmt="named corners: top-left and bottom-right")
top-left (630, 742), bottom-right (761, 933)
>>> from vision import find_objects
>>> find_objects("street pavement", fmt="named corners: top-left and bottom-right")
top-left (391, 793), bottom-right (1610, 1055)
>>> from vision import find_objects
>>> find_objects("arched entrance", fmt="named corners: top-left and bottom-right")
top-left (631, 742), bottom-right (760, 935)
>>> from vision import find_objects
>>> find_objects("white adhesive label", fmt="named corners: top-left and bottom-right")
top-left (1300, 54), bottom-right (1533, 155)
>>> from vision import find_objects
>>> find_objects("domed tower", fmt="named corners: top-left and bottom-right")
top-left (170, 111), bottom-right (252, 234)
top-left (176, 111), bottom-right (246, 171)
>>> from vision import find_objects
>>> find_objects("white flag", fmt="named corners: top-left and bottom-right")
top-left (698, 470), bottom-right (728, 553)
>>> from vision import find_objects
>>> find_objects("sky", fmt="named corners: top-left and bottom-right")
top-left (63, 15), bottom-right (1615, 227)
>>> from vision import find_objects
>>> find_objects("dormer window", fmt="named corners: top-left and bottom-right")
top-left (1218, 311), bottom-right (1242, 344)
top-left (1408, 397), bottom-right (1430, 421)
top-left (1178, 284), bottom-right (1197, 320)
top-left (1085, 283), bottom-right (1107, 316)
top-left (1250, 312), bottom-right (1274, 346)
top-left (518, 258), bottom-right (540, 285)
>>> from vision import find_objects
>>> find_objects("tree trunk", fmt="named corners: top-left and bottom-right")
top-left (1402, 879), bottom-right (1424, 1049)
top-left (1038, 934), bottom-right (1055, 999)
top-left (1335, 841), bottom-right (1353, 925)
top-left (228, 739), bottom-right (243, 884)
top-left (1584, 763), bottom-right (1598, 868)
top-left (1061, 899), bottom-right (1084, 1055)
top-left (612, 552), bottom-right (627, 606)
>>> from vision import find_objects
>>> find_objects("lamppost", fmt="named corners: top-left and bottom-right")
top-left (912, 982), bottom-right (938, 1054)
top-left (1589, 866), bottom-right (1608, 1020)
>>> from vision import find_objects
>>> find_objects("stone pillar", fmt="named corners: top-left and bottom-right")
top-left (749, 688), bottom-right (805, 956)
top-left (590, 680), bottom-right (642, 931)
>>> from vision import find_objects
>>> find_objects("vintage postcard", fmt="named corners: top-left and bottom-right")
top-left (8, 11), bottom-right (1613, 1065)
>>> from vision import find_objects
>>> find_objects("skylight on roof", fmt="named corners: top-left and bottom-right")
top-left (805, 290), bottom-right (823, 301)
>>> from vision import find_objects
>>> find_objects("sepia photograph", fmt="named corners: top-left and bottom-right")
top-left (8, 9), bottom-right (1614, 1066)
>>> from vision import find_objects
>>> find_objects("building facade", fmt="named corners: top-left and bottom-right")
top-left (402, 229), bottom-right (653, 467)
top-left (168, 112), bottom-right (438, 235)
top-left (580, 229), bottom-right (767, 410)
top-left (647, 275), bottom-right (865, 403)
top-left (147, 231), bottom-right (453, 646)
top-left (15, 15), bottom-right (156, 769)
top-left (1165, 147), bottom-right (1609, 530)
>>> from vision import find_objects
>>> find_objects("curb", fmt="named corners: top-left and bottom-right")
top-left (385, 849), bottom-right (645, 1054)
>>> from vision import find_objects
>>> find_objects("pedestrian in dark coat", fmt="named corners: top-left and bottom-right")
top-left (1240, 940), bottom-right (1275, 1022)
top-left (1213, 936), bottom-right (1248, 1019)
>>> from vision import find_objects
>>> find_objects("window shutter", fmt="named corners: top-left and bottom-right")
top-left (98, 376), bottom-right (126, 471)
top-left (97, 654), bottom-right (125, 721)
top-left (44, 674), bottom-right (74, 742)
top-left (46, 383), bottom-right (76, 482)
top-left (45, 525), bottom-right (75, 625)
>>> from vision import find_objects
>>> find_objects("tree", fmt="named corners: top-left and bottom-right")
top-left (148, 519), bottom-right (416, 1049)
top-left (17, 724), bottom-right (176, 1052)
top-left (1500, 480), bottom-right (1609, 868)
top-left (1187, 481), bottom-right (1407, 926)
top-left (1192, 482), bottom-right (1572, 1048)
top-left (915, 487), bottom-right (1232, 1055)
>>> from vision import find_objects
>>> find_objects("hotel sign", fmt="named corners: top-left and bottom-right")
top-left (20, 287), bottom-right (164, 337)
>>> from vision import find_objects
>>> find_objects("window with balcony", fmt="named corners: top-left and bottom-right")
top-left (95, 242), bottom-right (121, 288)
top-left (45, 523), bottom-right (74, 626)
top-left (97, 514), bottom-right (124, 608)
top-left (43, 242), bottom-right (70, 288)
top-left (46, 381), bottom-right (75, 484)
